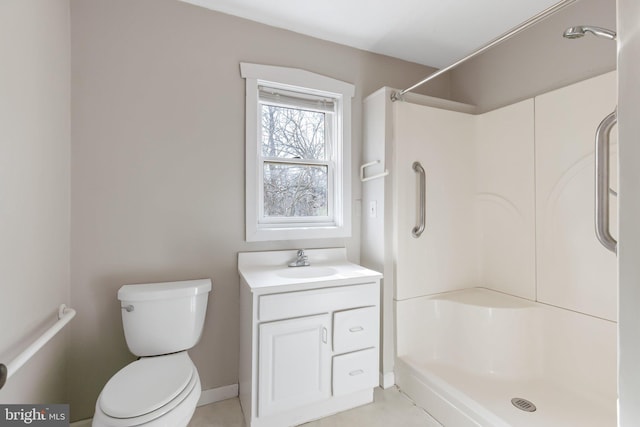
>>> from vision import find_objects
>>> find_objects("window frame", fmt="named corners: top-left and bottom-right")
top-left (241, 63), bottom-right (354, 242)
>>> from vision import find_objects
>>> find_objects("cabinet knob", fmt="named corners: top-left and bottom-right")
top-left (349, 326), bottom-right (364, 333)
top-left (349, 369), bottom-right (364, 376)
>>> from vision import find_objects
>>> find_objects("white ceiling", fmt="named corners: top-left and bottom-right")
top-left (180, 0), bottom-right (564, 69)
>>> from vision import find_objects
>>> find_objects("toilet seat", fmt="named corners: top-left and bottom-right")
top-left (100, 352), bottom-right (194, 418)
top-left (93, 352), bottom-right (200, 427)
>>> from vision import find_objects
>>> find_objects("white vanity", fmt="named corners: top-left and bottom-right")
top-left (238, 248), bottom-right (382, 427)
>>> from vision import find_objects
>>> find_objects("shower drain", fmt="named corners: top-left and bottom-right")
top-left (511, 397), bottom-right (537, 412)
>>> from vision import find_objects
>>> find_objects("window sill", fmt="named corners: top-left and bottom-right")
top-left (246, 224), bottom-right (351, 242)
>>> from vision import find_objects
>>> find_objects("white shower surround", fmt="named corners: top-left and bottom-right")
top-left (362, 72), bottom-right (617, 425)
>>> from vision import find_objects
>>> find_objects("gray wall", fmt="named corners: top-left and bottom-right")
top-left (69, 0), bottom-right (446, 420)
top-left (0, 0), bottom-right (71, 403)
top-left (449, 0), bottom-right (616, 112)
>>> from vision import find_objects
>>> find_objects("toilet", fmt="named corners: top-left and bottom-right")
top-left (93, 279), bottom-right (212, 427)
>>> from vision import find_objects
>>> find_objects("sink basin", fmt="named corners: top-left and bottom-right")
top-left (277, 266), bottom-right (337, 279)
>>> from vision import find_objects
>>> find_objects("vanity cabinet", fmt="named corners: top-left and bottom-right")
top-left (238, 249), bottom-right (382, 427)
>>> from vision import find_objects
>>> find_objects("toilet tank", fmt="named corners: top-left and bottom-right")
top-left (118, 279), bottom-right (212, 357)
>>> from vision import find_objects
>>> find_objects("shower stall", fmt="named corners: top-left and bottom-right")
top-left (361, 72), bottom-right (618, 426)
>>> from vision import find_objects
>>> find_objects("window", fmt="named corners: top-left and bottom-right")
top-left (241, 63), bottom-right (354, 241)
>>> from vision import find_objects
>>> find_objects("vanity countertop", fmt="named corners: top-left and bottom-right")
top-left (238, 248), bottom-right (382, 292)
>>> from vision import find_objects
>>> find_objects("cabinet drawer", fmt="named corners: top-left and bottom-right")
top-left (333, 306), bottom-right (378, 354)
top-left (258, 283), bottom-right (378, 322)
top-left (332, 348), bottom-right (378, 396)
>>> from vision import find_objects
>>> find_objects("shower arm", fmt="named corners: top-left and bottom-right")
top-left (391, 0), bottom-right (578, 101)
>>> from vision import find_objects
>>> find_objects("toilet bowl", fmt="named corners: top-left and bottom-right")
top-left (93, 279), bottom-right (211, 427)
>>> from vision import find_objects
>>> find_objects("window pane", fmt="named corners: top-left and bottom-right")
top-left (261, 104), bottom-right (326, 160)
top-left (263, 163), bottom-right (328, 217)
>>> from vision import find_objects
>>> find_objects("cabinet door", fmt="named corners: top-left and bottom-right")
top-left (258, 314), bottom-right (331, 417)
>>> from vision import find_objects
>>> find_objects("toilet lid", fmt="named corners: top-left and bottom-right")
top-left (99, 352), bottom-right (195, 419)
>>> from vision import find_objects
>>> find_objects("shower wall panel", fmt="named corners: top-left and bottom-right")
top-left (474, 100), bottom-right (536, 300)
top-left (535, 71), bottom-right (617, 321)
top-left (393, 102), bottom-right (477, 300)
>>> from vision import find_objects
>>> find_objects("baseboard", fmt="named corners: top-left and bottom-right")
top-left (380, 371), bottom-right (396, 389)
top-left (70, 384), bottom-right (239, 425)
top-left (197, 383), bottom-right (239, 406)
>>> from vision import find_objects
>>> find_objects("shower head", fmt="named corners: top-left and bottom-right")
top-left (563, 27), bottom-right (586, 39)
top-left (563, 26), bottom-right (617, 41)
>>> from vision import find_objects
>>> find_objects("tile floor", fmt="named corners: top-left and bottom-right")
top-left (187, 387), bottom-right (439, 427)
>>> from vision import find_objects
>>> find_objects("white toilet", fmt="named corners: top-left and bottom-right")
top-left (93, 279), bottom-right (212, 427)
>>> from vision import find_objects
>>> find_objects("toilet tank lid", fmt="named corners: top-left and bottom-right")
top-left (118, 279), bottom-right (212, 302)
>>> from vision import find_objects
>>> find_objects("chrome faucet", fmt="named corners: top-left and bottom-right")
top-left (288, 249), bottom-right (310, 267)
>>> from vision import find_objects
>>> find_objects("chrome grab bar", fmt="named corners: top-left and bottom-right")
top-left (594, 109), bottom-right (617, 254)
top-left (0, 304), bottom-right (76, 390)
top-left (412, 161), bottom-right (426, 238)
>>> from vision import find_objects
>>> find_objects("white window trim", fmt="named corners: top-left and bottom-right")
top-left (241, 62), bottom-right (354, 242)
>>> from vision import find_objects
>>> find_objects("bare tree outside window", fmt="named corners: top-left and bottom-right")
top-left (261, 104), bottom-right (330, 217)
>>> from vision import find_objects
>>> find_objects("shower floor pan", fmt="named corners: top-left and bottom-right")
top-left (394, 288), bottom-right (617, 427)
top-left (396, 357), bottom-right (615, 427)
